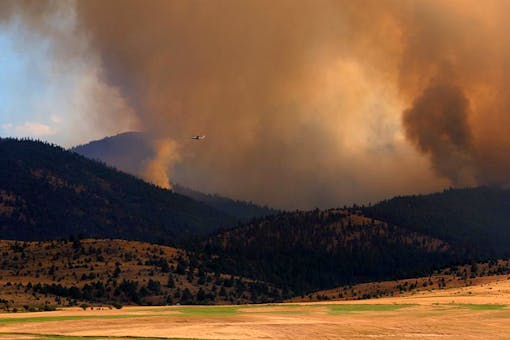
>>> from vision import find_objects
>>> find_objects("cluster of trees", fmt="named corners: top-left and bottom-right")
top-left (0, 239), bottom-right (281, 307)
top-left (26, 273), bottom-right (280, 306)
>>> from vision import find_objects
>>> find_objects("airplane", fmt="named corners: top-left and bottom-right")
top-left (191, 135), bottom-right (206, 140)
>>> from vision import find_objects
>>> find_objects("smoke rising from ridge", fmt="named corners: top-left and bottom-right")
top-left (144, 138), bottom-right (180, 189)
top-left (3, 0), bottom-right (510, 208)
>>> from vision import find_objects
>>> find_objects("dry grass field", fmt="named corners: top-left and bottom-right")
top-left (2, 276), bottom-right (510, 339)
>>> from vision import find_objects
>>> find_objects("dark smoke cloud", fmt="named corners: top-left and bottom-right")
top-left (403, 83), bottom-right (475, 186)
top-left (4, 0), bottom-right (510, 208)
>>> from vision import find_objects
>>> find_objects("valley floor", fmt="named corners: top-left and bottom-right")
top-left (2, 276), bottom-right (510, 339)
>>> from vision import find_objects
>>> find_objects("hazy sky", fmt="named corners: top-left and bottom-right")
top-left (0, 30), bottom-right (133, 145)
top-left (2, 0), bottom-right (510, 209)
top-left (0, 7), bottom-right (138, 146)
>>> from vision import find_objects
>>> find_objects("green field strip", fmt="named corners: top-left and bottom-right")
top-left (450, 304), bottom-right (507, 311)
top-left (0, 333), bottom-right (204, 340)
top-left (174, 306), bottom-right (241, 316)
top-left (143, 303), bottom-right (416, 316)
top-left (326, 304), bottom-right (416, 314)
top-left (0, 314), bottom-right (167, 325)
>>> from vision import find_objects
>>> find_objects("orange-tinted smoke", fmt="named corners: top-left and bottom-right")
top-left (6, 0), bottom-right (510, 208)
top-left (143, 138), bottom-right (180, 189)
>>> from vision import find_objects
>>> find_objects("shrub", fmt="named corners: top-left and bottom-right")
top-left (111, 301), bottom-right (123, 309)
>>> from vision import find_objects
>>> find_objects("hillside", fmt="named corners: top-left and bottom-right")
top-left (292, 258), bottom-right (510, 302)
top-left (2, 238), bottom-right (509, 312)
top-left (4, 137), bottom-right (510, 307)
top-left (0, 138), bottom-right (232, 243)
top-left (172, 184), bottom-right (278, 222)
top-left (71, 132), bottom-right (278, 221)
top-left (363, 187), bottom-right (510, 258)
top-left (70, 132), bottom-right (153, 177)
top-left (0, 239), bottom-right (281, 311)
top-left (197, 209), bottom-right (455, 294)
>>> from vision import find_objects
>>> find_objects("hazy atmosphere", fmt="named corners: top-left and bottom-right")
top-left (2, 0), bottom-right (510, 208)
top-left (3, 3), bottom-right (510, 338)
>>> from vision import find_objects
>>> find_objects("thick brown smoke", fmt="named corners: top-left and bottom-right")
top-left (5, 0), bottom-right (510, 208)
top-left (403, 83), bottom-right (475, 186)
top-left (393, 0), bottom-right (510, 188)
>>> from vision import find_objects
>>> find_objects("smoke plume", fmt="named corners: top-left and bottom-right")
top-left (4, 0), bottom-right (510, 208)
top-left (403, 82), bottom-right (475, 186)
top-left (143, 138), bottom-right (180, 189)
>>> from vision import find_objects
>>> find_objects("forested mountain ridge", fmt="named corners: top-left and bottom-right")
top-left (71, 132), bottom-right (278, 221)
top-left (363, 187), bottom-right (510, 258)
top-left (200, 192), bottom-right (510, 296)
top-left (198, 209), bottom-right (456, 294)
top-left (0, 138), bottom-right (232, 243)
top-left (172, 184), bottom-right (278, 221)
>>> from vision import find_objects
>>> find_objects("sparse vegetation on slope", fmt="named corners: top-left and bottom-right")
top-left (296, 258), bottom-right (510, 302)
top-left (0, 239), bottom-right (281, 311)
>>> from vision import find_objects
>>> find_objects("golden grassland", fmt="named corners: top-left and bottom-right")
top-left (1, 277), bottom-right (510, 339)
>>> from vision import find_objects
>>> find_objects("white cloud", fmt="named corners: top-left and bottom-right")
top-left (1, 123), bottom-right (13, 130)
top-left (14, 122), bottom-right (56, 137)
top-left (50, 114), bottom-right (62, 124)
